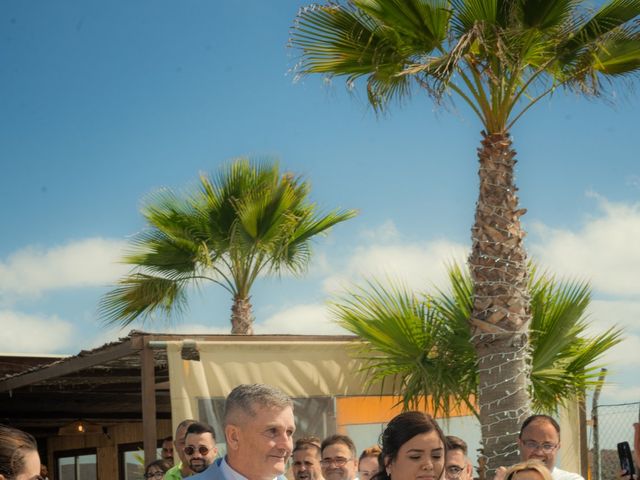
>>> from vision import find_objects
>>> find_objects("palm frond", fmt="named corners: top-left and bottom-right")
top-left (333, 261), bottom-right (624, 415)
top-left (99, 273), bottom-right (190, 327)
top-left (332, 278), bottom-right (477, 417)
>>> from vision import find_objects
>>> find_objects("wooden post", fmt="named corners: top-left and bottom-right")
top-left (591, 368), bottom-right (607, 480)
top-left (579, 396), bottom-right (589, 478)
top-left (141, 337), bottom-right (157, 467)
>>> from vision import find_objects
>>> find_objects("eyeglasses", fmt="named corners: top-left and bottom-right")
top-left (358, 470), bottom-right (377, 479)
top-left (144, 472), bottom-right (164, 479)
top-left (184, 445), bottom-right (211, 456)
top-left (446, 466), bottom-right (465, 479)
top-left (320, 457), bottom-right (352, 467)
top-left (521, 440), bottom-right (558, 453)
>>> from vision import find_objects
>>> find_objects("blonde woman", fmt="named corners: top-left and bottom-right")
top-left (503, 460), bottom-right (553, 480)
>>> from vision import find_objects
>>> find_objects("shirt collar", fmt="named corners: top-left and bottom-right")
top-left (220, 456), bottom-right (281, 480)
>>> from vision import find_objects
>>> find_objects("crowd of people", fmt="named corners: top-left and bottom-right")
top-left (1, 383), bottom-right (639, 480)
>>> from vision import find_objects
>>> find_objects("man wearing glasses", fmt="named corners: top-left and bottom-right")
top-left (183, 422), bottom-right (218, 474)
top-left (320, 435), bottom-right (358, 480)
top-left (445, 436), bottom-right (473, 480)
top-left (518, 415), bottom-right (584, 480)
top-left (165, 419), bottom-right (197, 480)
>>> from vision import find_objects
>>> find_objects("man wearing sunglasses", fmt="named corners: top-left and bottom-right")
top-left (184, 422), bottom-right (218, 474)
top-left (190, 383), bottom-right (295, 480)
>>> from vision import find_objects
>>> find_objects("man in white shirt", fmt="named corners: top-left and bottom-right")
top-left (190, 383), bottom-right (295, 480)
top-left (517, 415), bottom-right (584, 480)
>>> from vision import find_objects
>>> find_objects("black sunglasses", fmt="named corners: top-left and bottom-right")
top-left (184, 445), bottom-right (210, 456)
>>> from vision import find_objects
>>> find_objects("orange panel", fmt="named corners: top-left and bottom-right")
top-left (336, 396), bottom-right (476, 426)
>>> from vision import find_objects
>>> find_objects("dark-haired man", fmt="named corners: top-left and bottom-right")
top-left (518, 415), bottom-right (584, 480)
top-left (293, 437), bottom-right (324, 480)
top-left (161, 436), bottom-right (174, 466)
top-left (320, 435), bottom-right (358, 480)
top-left (165, 419), bottom-right (197, 480)
top-left (184, 422), bottom-right (218, 474)
top-left (445, 436), bottom-right (473, 480)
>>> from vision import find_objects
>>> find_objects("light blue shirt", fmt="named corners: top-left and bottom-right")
top-left (220, 457), bottom-right (248, 480)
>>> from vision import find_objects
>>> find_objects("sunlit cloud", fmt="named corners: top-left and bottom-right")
top-left (0, 238), bottom-right (127, 297)
top-left (358, 220), bottom-right (401, 243)
top-left (254, 303), bottom-right (347, 335)
top-left (587, 299), bottom-right (640, 332)
top-left (323, 233), bottom-right (468, 294)
top-left (600, 383), bottom-right (640, 404)
top-left (529, 195), bottom-right (640, 296)
top-left (0, 310), bottom-right (75, 354)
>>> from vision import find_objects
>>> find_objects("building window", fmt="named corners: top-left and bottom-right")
top-left (55, 449), bottom-right (97, 480)
top-left (119, 443), bottom-right (145, 480)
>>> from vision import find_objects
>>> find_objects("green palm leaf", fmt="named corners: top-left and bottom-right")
top-left (333, 262), bottom-right (623, 416)
top-left (100, 157), bottom-right (357, 332)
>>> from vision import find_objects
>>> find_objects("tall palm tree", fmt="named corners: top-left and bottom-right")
top-left (99, 158), bottom-right (357, 334)
top-left (291, 0), bottom-right (640, 472)
top-left (332, 264), bottom-right (622, 449)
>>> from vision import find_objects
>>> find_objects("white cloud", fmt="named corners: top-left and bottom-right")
top-left (254, 303), bottom-right (348, 335)
top-left (0, 238), bottom-right (128, 296)
top-left (359, 220), bottom-right (401, 243)
top-left (0, 310), bottom-right (75, 353)
top-left (323, 236), bottom-right (468, 294)
top-left (599, 383), bottom-right (640, 404)
top-left (530, 195), bottom-right (640, 296)
top-left (587, 299), bottom-right (640, 332)
top-left (594, 333), bottom-right (640, 372)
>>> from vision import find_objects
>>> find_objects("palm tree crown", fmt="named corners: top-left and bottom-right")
top-left (292, 0), bottom-right (640, 132)
top-left (332, 264), bottom-right (622, 429)
top-left (100, 158), bottom-right (357, 334)
top-left (291, 0), bottom-right (639, 474)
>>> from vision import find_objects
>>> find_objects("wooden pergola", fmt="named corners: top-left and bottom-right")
top-left (0, 330), bottom-right (359, 465)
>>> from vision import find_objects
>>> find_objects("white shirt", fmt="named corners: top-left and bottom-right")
top-left (551, 467), bottom-right (585, 480)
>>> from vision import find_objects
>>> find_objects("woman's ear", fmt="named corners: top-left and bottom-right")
top-left (384, 455), bottom-right (392, 475)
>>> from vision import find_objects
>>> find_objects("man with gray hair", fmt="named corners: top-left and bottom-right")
top-left (165, 419), bottom-right (197, 480)
top-left (191, 383), bottom-right (295, 480)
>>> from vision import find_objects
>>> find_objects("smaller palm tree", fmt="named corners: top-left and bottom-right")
top-left (100, 158), bottom-right (357, 334)
top-left (332, 263), bottom-right (622, 415)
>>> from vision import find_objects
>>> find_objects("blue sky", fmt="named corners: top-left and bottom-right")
top-left (1, 1), bottom-right (639, 405)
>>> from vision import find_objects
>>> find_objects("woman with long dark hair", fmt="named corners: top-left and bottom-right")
top-left (375, 411), bottom-right (447, 480)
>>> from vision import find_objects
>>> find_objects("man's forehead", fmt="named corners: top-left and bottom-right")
top-left (186, 432), bottom-right (214, 444)
top-left (294, 450), bottom-right (319, 460)
top-left (254, 406), bottom-right (295, 427)
top-left (446, 449), bottom-right (466, 465)
top-left (522, 420), bottom-right (559, 438)
top-left (322, 442), bottom-right (351, 456)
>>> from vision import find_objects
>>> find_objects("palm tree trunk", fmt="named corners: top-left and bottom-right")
top-left (231, 294), bottom-right (254, 335)
top-left (469, 131), bottom-right (532, 477)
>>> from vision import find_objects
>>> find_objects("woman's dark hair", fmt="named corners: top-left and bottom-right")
top-left (373, 411), bottom-right (446, 480)
top-left (0, 424), bottom-right (38, 478)
top-left (144, 458), bottom-right (172, 476)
